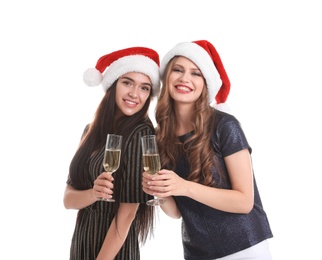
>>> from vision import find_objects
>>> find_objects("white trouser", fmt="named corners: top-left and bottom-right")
top-left (215, 240), bottom-right (272, 260)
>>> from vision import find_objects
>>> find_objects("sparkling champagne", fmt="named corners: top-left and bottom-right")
top-left (143, 154), bottom-right (161, 175)
top-left (103, 149), bottom-right (121, 173)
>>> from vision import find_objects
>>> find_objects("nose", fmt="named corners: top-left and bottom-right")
top-left (128, 88), bottom-right (138, 99)
top-left (179, 72), bottom-right (189, 83)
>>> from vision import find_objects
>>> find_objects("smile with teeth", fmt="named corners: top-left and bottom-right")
top-left (176, 85), bottom-right (192, 93)
top-left (124, 99), bottom-right (137, 105)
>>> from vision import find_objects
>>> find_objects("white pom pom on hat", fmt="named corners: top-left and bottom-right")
top-left (160, 40), bottom-right (231, 110)
top-left (83, 47), bottom-right (160, 97)
top-left (83, 68), bottom-right (103, 86)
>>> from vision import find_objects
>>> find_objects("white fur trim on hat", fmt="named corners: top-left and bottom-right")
top-left (101, 55), bottom-right (160, 97)
top-left (210, 101), bottom-right (231, 113)
top-left (160, 42), bottom-right (222, 103)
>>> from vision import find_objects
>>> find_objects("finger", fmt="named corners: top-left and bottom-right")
top-left (95, 186), bottom-right (113, 199)
top-left (143, 172), bottom-right (155, 180)
top-left (100, 172), bottom-right (114, 180)
top-left (143, 186), bottom-right (154, 195)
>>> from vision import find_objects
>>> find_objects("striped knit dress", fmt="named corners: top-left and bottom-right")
top-left (67, 124), bottom-right (154, 260)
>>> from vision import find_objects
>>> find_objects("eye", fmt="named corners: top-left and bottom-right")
top-left (122, 80), bottom-right (132, 86)
top-left (140, 85), bottom-right (151, 92)
top-left (172, 67), bottom-right (183, 72)
top-left (192, 71), bottom-right (202, 77)
top-left (172, 66), bottom-right (183, 73)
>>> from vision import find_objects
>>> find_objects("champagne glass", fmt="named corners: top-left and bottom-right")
top-left (141, 135), bottom-right (165, 206)
top-left (102, 134), bottom-right (122, 202)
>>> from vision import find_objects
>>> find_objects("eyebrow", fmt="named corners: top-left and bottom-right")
top-left (173, 63), bottom-right (200, 71)
top-left (121, 76), bottom-right (152, 87)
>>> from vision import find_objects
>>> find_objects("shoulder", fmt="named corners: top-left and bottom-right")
top-left (213, 110), bottom-right (241, 129)
top-left (131, 120), bottom-right (155, 136)
top-left (214, 109), bottom-right (239, 122)
top-left (126, 120), bottom-right (155, 144)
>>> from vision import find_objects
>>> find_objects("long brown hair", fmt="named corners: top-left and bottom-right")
top-left (156, 57), bottom-right (222, 187)
top-left (69, 81), bottom-right (155, 244)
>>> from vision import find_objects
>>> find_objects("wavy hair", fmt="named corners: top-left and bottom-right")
top-left (156, 57), bottom-right (223, 187)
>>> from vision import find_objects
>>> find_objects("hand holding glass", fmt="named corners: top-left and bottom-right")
top-left (141, 135), bottom-right (165, 206)
top-left (102, 134), bottom-right (122, 202)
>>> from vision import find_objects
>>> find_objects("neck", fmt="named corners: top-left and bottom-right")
top-left (174, 102), bottom-right (194, 136)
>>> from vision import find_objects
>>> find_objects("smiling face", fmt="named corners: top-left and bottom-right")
top-left (167, 56), bottom-right (206, 105)
top-left (115, 72), bottom-right (152, 118)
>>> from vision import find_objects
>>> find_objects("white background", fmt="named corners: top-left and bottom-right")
top-left (1, 1), bottom-right (321, 259)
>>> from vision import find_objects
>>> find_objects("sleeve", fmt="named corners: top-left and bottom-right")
top-left (120, 125), bottom-right (154, 203)
top-left (66, 124), bottom-right (90, 186)
top-left (216, 115), bottom-right (252, 157)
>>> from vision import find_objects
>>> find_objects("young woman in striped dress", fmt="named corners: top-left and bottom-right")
top-left (64, 46), bottom-right (160, 260)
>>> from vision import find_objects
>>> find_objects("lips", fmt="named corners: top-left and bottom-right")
top-left (175, 85), bottom-right (192, 93)
top-left (123, 99), bottom-right (138, 107)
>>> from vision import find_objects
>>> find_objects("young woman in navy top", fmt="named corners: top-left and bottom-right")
top-left (142, 40), bottom-right (273, 260)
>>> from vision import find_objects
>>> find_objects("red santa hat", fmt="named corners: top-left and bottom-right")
top-left (83, 47), bottom-right (160, 97)
top-left (160, 40), bottom-right (230, 109)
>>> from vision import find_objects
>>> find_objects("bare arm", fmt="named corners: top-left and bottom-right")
top-left (63, 172), bottom-right (114, 209)
top-left (160, 195), bottom-right (181, 219)
top-left (146, 149), bottom-right (254, 214)
top-left (96, 203), bottom-right (139, 260)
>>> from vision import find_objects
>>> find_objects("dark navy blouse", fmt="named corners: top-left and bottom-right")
top-left (174, 110), bottom-right (273, 260)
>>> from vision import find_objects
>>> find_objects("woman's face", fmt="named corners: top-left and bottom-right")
top-left (115, 72), bottom-right (152, 117)
top-left (167, 56), bottom-right (205, 104)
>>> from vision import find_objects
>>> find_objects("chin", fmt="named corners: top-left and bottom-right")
top-left (122, 109), bottom-right (139, 116)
